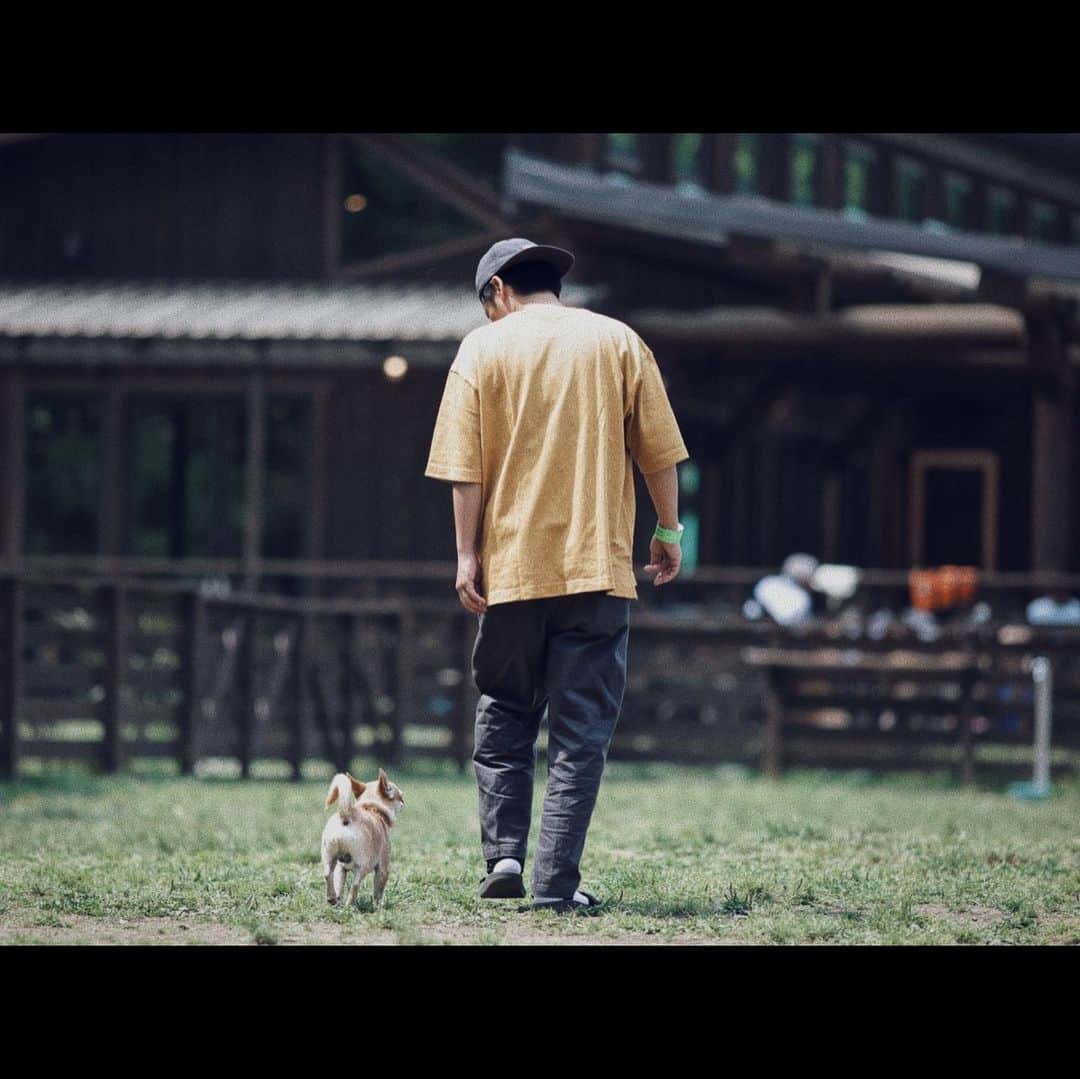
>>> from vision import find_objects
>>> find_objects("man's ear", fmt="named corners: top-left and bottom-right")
top-left (347, 773), bottom-right (366, 799)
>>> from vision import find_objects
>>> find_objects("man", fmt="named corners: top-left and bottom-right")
top-left (424, 237), bottom-right (689, 913)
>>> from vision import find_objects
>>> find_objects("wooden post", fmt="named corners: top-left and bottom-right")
top-left (243, 369), bottom-right (266, 592)
top-left (1, 371), bottom-right (25, 568)
top-left (290, 613), bottom-right (309, 781)
top-left (98, 386), bottom-right (129, 558)
top-left (391, 604), bottom-right (412, 766)
top-left (238, 608), bottom-right (255, 778)
top-left (642, 133), bottom-right (674, 184)
top-left (817, 134), bottom-right (844, 210)
top-left (1, 575), bottom-right (22, 779)
top-left (707, 134), bottom-right (736, 195)
top-left (340, 613), bottom-right (354, 772)
top-left (870, 145), bottom-right (898, 218)
top-left (762, 670), bottom-right (783, 779)
top-left (958, 666), bottom-right (977, 787)
top-left (305, 384), bottom-right (330, 591)
top-left (1028, 313), bottom-right (1074, 572)
top-left (103, 582), bottom-right (127, 774)
top-left (179, 589), bottom-right (205, 775)
top-left (759, 133), bottom-right (791, 202)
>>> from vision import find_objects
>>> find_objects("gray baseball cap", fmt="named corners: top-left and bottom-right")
top-left (475, 237), bottom-right (575, 299)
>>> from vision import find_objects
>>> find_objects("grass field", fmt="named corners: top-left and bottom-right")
top-left (1, 759), bottom-right (1077, 945)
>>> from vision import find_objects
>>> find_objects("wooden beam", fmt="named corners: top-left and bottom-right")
top-left (343, 133), bottom-right (509, 232)
top-left (707, 134), bottom-right (736, 195)
top-left (1028, 313), bottom-right (1074, 572)
top-left (1, 370), bottom-right (24, 567)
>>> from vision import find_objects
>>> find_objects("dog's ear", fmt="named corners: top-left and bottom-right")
top-left (348, 774), bottom-right (366, 799)
top-left (325, 781), bottom-right (339, 808)
top-left (378, 768), bottom-right (391, 796)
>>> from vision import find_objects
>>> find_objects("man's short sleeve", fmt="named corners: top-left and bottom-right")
top-left (425, 360), bottom-right (482, 484)
top-left (624, 336), bottom-right (690, 474)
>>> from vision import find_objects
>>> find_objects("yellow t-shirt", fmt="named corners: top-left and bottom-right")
top-left (424, 303), bottom-right (690, 606)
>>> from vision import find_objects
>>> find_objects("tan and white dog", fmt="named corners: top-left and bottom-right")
top-left (321, 768), bottom-right (406, 908)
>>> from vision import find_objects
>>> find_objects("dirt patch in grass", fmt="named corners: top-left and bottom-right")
top-left (914, 903), bottom-right (1004, 926)
top-left (0, 909), bottom-right (741, 946)
top-left (0, 911), bottom-right (251, 945)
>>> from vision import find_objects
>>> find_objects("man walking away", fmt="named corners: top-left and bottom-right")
top-left (424, 237), bottom-right (690, 912)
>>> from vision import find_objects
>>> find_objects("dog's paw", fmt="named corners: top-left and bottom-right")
top-left (327, 897), bottom-right (339, 907)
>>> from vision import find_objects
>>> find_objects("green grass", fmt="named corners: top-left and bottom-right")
top-left (0, 758), bottom-right (1077, 945)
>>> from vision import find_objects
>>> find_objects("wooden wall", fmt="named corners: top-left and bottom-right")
top-left (0, 133), bottom-right (331, 280)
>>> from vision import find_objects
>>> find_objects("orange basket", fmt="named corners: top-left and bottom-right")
top-left (909, 569), bottom-right (936, 612)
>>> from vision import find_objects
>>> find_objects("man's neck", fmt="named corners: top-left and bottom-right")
top-left (514, 293), bottom-right (563, 311)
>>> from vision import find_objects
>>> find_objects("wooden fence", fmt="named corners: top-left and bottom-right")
top-left (1, 565), bottom-right (1079, 782)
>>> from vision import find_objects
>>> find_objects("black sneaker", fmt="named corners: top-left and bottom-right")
top-left (479, 865), bottom-right (526, 899)
top-left (517, 890), bottom-right (603, 914)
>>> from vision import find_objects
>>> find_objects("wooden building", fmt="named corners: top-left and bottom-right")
top-left (2, 132), bottom-right (1079, 780)
top-left (1, 131), bottom-right (1078, 587)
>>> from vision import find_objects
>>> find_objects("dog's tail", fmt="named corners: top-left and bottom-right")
top-left (325, 773), bottom-right (359, 822)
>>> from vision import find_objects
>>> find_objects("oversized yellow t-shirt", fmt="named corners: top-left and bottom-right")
top-left (424, 303), bottom-right (690, 606)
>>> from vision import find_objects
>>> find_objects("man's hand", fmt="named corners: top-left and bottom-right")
top-left (456, 552), bottom-right (488, 614)
top-left (643, 536), bottom-right (682, 586)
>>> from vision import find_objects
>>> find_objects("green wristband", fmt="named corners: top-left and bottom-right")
top-left (654, 522), bottom-right (684, 544)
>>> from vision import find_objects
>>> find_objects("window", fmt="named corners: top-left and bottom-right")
top-left (988, 186), bottom-right (1018, 235)
top-left (944, 171), bottom-right (972, 230)
top-left (263, 394), bottom-right (312, 559)
top-left (896, 157), bottom-right (927, 222)
top-left (788, 133), bottom-right (819, 207)
top-left (1029, 199), bottom-right (1059, 243)
top-left (843, 141), bottom-right (875, 215)
top-left (342, 142), bottom-right (477, 263)
top-left (606, 133), bottom-right (640, 176)
top-left (25, 395), bottom-right (101, 556)
top-left (734, 134), bottom-right (759, 194)
top-left (130, 396), bottom-right (246, 559)
top-left (673, 133), bottom-right (706, 190)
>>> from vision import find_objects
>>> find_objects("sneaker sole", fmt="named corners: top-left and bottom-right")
top-left (479, 872), bottom-right (526, 899)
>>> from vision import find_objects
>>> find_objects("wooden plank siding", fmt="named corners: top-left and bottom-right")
top-left (0, 133), bottom-right (330, 280)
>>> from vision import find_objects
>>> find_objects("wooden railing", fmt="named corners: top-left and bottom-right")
top-left (2, 564), bottom-right (1079, 782)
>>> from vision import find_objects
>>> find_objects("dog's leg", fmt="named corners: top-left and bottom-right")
top-left (348, 866), bottom-right (372, 908)
top-left (325, 856), bottom-right (339, 906)
top-left (333, 861), bottom-right (348, 904)
top-left (373, 859), bottom-right (390, 906)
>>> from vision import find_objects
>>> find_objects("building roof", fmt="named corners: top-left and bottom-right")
top-left (0, 279), bottom-right (605, 342)
top-left (502, 148), bottom-right (1080, 285)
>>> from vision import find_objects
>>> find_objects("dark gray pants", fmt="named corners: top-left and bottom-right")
top-left (471, 589), bottom-right (630, 898)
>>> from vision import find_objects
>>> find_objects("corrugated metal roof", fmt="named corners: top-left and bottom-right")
top-left (504, 147), bottom-right (1080, 284)
top-left (0, 280), bottom-right (606, 341)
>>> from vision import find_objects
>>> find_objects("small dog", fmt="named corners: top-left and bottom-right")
top-left (321, 768), bottom-right (406, 908)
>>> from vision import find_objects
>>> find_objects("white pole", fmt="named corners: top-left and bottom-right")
top-left (1031, 656), bottom-right (1052, 795)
